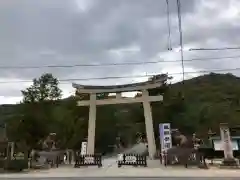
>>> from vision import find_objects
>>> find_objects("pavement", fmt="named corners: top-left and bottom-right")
top-left (1, 158), bottom-right (240, 178)
top-left (4, 178), bottom-right (240, 180)
top-left (2, 178), bottom-right (240, 180)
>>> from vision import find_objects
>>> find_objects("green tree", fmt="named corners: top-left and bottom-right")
top-left (148, 74), bottom-right (169, 96)
top-left (11, 73), bottom-right (63, 149)
top-left (21, 73), bottom-right (62, 103)
top-left (51, 97), bottom-right (89, 149)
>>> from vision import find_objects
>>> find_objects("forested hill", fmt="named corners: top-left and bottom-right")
top-left (1, 72), bottom-right (240, 129)
top-left (1, 73), bottom-right (240, 151)
top-left (165, 73), bottom-right (240, 134)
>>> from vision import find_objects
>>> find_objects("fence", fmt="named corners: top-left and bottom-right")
top-left (117, 154), bottom-right (147, 167)
top-left (46, 155), bottom-right (60, 168)
top-left (74, 153), bottom-right (102, 168)
top-left (162, 150), bottom-right (208, 168)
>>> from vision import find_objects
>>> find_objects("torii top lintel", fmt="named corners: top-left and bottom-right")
top-left (72, 74), bottom-right (169, 94)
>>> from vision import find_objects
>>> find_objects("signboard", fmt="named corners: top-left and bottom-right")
top-left (81, 142), bottom-right (87, 155)
top-left (12, 152), bottom-right (25, 160)
top-left (125, 155), bottom-right (137, 163)
top-left (213, 139), bottom-right (238, 151)
top-left (117, 154), bottom-right (137, 163)
top-left (159, 123), bottom-right (172, 152)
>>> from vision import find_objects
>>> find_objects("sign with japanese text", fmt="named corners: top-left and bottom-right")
top-left (159, 123), bottom-right (172, 153)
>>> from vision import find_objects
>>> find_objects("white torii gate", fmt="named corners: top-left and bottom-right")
top-left (73, 75), bottom-right (167, 159)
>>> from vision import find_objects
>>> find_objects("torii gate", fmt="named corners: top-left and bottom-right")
top-left (72, 74), bottom-right (168, 159)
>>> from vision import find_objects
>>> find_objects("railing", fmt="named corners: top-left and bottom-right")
top-left (46, 155), bottom-right (60, 168)
top-left (162, 149), bottom-right (209, 168)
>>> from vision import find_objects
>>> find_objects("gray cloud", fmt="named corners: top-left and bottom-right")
top-left (0, 0), bottom-right (240, 99)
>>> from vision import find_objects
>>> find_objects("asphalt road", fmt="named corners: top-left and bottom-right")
top-left (5, 178), bottom-right (240, 180)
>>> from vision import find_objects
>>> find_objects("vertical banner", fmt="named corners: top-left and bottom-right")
top-left (159, 123), bottom-right (172, 153)
top-left (81, 142), bottom-right (87, 155)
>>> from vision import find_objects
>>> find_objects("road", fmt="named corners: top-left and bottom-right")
top-left (5, 178), bottom-right (240, 180)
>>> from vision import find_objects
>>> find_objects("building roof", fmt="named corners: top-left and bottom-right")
top-left (72, 74), bottom-right (168, 93)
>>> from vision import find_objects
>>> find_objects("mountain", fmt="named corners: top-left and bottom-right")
top-left (1, 73), bottom-right (240, 137)
top-left (163, 73), bottom-right (240, 134)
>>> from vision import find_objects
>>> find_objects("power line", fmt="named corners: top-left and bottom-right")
top-left (1, 54), bottom-right (240, 69)
top-left (189, 47), bottom-right (240, 51)
top-left (1, 67), bottom-right (240, 84)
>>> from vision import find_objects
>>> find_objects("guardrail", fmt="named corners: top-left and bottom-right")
top-left (74, 153), bottom-right (102, 168)
top-left (117, 154), bottom-right (147, 167)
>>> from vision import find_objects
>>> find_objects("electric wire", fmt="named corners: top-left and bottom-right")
top-left (1, 67), bottom-right (240, 84)
top-left (189, 47), bottom-right (240, 51)
top-left (0, 54), bottom-right (239, 69)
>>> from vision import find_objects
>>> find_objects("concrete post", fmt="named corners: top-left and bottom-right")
top-left (87, 93), bottom-right (97, 154)
top-left (142, 89), bottom-right (156, 159)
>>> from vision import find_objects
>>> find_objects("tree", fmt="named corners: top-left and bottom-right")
top-left (21, 73), bottom-right (62, 103)
top-left (11, 73), bottom-right (63, 149)
top-left (148, 74), bottom-right (169, 96)
top-left (50, 97), bottom-right (89, 149)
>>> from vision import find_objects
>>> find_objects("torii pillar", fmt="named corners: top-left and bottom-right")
top-left (87, 93), bottom-right (97, 155)
top-left (142, 90), bottom-right (157, 159)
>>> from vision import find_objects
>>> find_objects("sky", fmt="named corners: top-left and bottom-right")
top-left (1, 0), bottom-right (240, 104)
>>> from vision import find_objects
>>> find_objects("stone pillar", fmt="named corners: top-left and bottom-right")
top-left (10, 142), bottom-right (14, 159)
top-left (66, 150), bottom-right (70, 164)
top-left (142, 89), bottom-right (156, 159)
top-left (71, 150), bottom-right (74, 164)
top-left (87, 93), bottom-right (97, 155)
top-left (220, 123), bottom-right (239, 167)
top-left (116, 93), bottom-right (121, 99)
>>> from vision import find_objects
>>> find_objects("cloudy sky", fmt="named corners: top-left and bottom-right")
top-left (0, 0), bottom-right (240, 104)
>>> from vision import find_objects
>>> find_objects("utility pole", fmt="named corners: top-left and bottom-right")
top-left (177, 0), bottom-right (185, 83)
